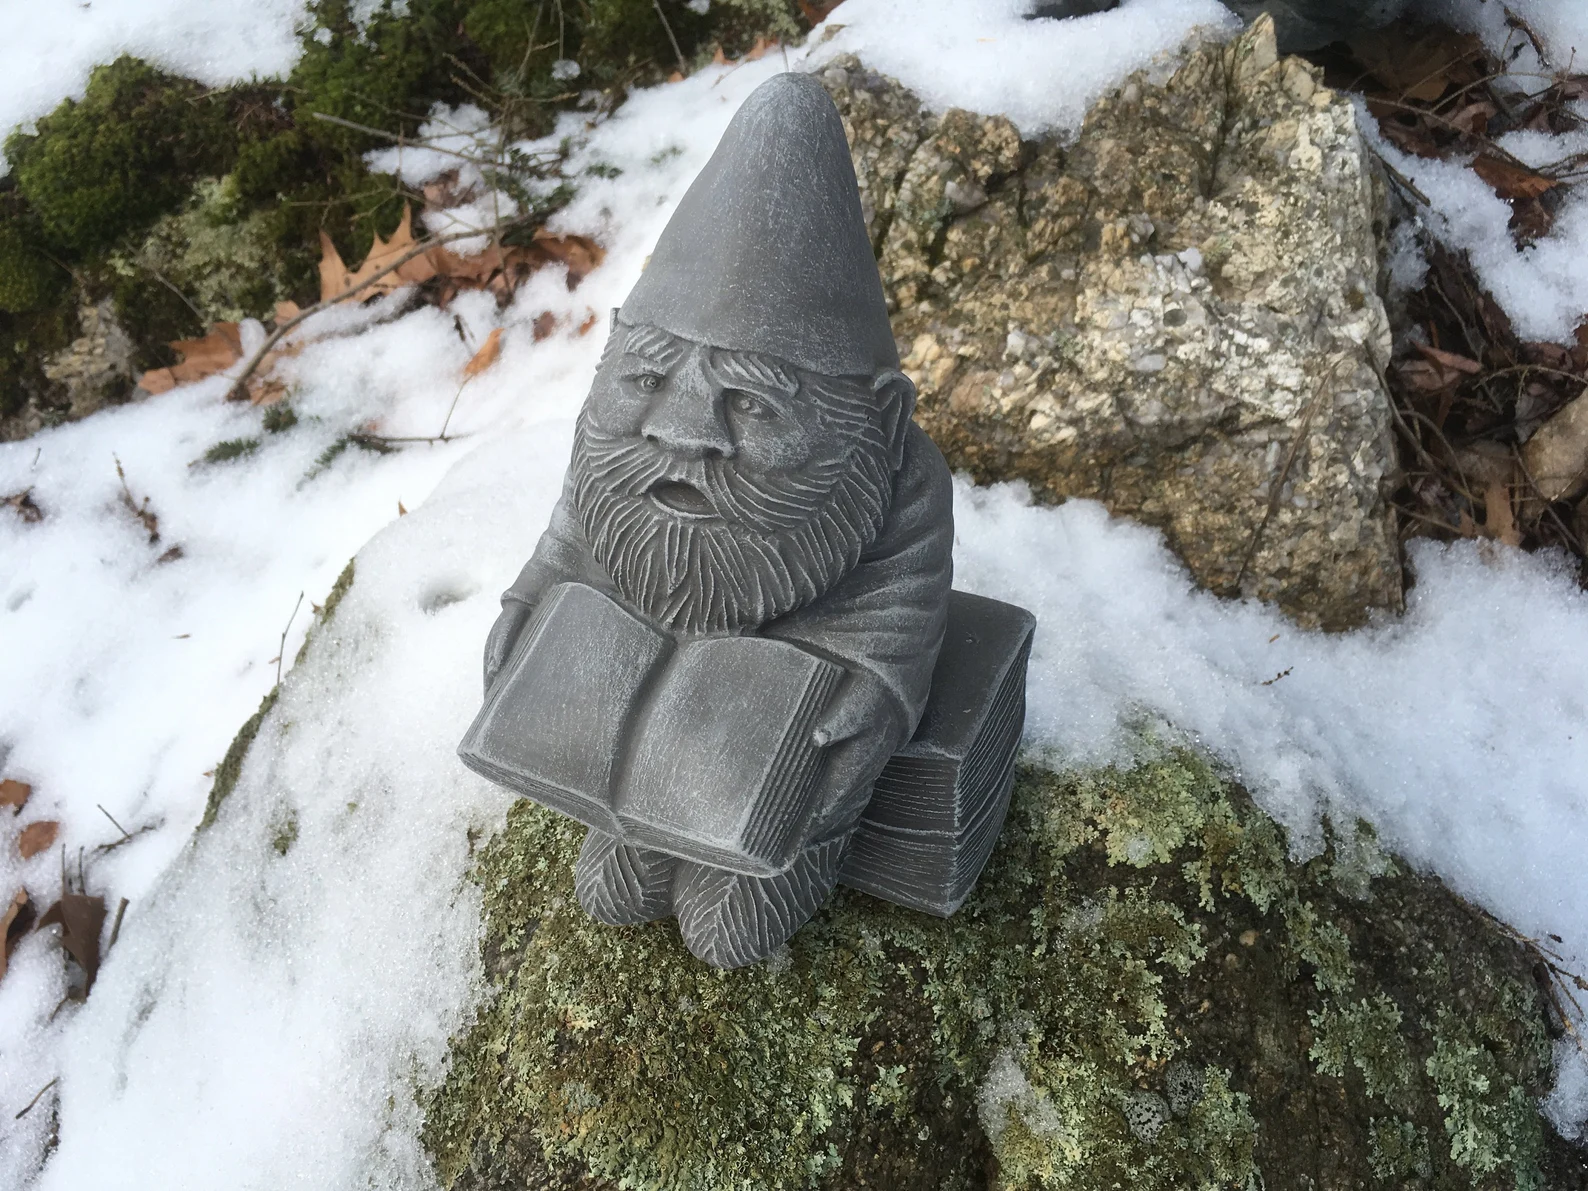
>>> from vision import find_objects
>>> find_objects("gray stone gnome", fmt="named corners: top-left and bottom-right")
top-left (476, 73), bottom-right (955, 968)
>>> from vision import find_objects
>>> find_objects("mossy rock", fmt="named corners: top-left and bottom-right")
top-left (5, 57), bottom-right (237, 258)
top-left (426, 751), bottom-right (1586, 1190)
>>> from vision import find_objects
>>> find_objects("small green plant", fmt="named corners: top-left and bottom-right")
top-left (201, 437), bottom-right (260, 465)
top-left (262, 404), bottom-right (298, 434)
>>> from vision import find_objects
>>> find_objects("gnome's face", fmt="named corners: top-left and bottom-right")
top-left (571, 321), bottom-right (908, 635)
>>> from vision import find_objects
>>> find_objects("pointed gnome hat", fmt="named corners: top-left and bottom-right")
top-left (618, 72), bottom-right (897, 376)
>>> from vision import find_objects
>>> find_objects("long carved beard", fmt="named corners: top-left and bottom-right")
top-left (571, 415), bottom-right (893, 635)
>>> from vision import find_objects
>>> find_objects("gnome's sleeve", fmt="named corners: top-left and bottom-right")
top-left (501, 475), bottom-right (592, 613)
top-left (765, 424), bottom-right (954, 734)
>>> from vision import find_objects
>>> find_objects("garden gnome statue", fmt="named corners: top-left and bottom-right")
top-left (461, 72), bottom-right (1033, 968)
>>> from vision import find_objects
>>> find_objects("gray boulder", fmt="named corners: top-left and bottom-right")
top-left (822, 16), bottom-right (1404, 629)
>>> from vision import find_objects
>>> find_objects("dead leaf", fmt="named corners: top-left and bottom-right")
top-left (1522, 388), bottom-right (1588, 502)
top-left (797, 0), bottom-right (844, 22)
top-left (1472, 154), bottom-right (1557, 201)
top-left (0, 780), bottom-right (30, 815)
top-left (319, 206), bottom-right (436, 305)
top-left (1483, 480), bottom-right (1521, 545)
top-left (463, 327), bottom-right (503, 378)
top-left (1447, 99), bottom-right (1496, 137)
top-left (577, 310), bottom-right (599, 336)
top-left (667, 70), bottom-right (685, 84)
top-left (1414, 342), bottom-right (1484, 375)
top-left (274, 300), bottom-right (302, 325)
top-left (137, 323), bottom-right (245, 394)
top-left (742, 37), bottom-right (777, 62)
top-left (2, 489), bottom-right (43, 523)
top-left (397, 500), bottom-right (408, 516)
top-left (1, 890), bottom-right (34, 983)
top-left (1349, 25), bottom-right (1483, 102)
top-left (37, 893), bottom-right (106, 994)
top-left (532, 313), bottom-right (557, 342)
top-left (18, 821), bottom-right (58, 860)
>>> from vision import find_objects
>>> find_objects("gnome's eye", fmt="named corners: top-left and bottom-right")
top-left (726, 390), bottom-right (772, 418)
top-left (632, 372), bottom-right (664, 392)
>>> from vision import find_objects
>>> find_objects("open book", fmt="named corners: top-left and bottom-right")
top-left (458, 582), bottom-right (842, 876)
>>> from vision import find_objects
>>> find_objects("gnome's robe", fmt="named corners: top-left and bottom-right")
top-left (500, 420), bottom-right (954, 847)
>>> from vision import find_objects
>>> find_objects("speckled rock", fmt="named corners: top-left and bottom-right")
top-left (821, 16), bottom-right (1403, 630)
top-left (422, 749), bottom-right (1585, 1190)
top-left (39, 299), bottom-right (136, 421)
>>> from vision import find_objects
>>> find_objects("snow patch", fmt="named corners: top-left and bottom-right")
top-left (809, 0), bottom-right (1240, 137)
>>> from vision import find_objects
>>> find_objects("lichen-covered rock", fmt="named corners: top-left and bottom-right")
top-left (424, 749), bottom-right (1583, 1189)
top-left (40, 299), bottom-right (136, 420)
top-left (821, 17), bottom-right (1403, 629)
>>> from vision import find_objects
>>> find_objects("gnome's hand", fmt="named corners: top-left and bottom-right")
top-left (483, 601), bottom-right (533, 693)
top-left (810, 670), bottom-right (903, 818)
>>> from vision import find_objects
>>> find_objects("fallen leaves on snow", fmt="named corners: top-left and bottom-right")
top-left (37, 893), bottom-right (107, 996)
top-left (0, 890), bottom-right (34, 983)
top-left (0, 780), bottom-right (31, 814)
top-left (18, 821), bottom-right (58, 860)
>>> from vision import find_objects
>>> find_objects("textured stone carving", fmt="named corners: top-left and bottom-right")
top-left (461, 74), bottom-right (1033, 968)
top-left (821, 15), bottom-right (1403, 630)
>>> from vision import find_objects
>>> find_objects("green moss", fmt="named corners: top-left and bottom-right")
top-left (201, 437), bottom-right (261, 465)
top-left (295, 559), bottom-right (357, 668)
top-left (201, 560), bottom-right (356, 834)
top-left (5, 57), bottom-right (236, 257)
top-left (200, 687), bottom-right (280, 830)
top-left (425, 746), bottom-right (1568, 1190)
top-left (0, 218), bottom-right (62, 314)
top-left (271, 810), bottom-right (300, 856)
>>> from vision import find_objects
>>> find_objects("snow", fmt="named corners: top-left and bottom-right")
top-left (810, 0), bottom-right (1240, 137)
top-left (1, 1), bottom-right (1587, 1185)
top-left (0, 0), bottom-right (309, 170)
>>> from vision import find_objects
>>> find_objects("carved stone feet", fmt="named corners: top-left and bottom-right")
top-left (575, 829), bottom-right (848, 969)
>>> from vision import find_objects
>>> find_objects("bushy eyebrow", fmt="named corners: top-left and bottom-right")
top-left (709, 348), bottom-right (799, 396)
top-left (621, 323), bottom-right (688, 367)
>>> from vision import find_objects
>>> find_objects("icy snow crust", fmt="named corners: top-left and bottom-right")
top-left (2, 6), bottom-right (1588, 1185)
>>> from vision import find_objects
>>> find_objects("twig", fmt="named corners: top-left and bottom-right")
top-left (13, 1078), bottom-right (57, 1120)
top-left (107, 898), bottom-right (129, 950)
top-left (150, 270), bottom-right (206, 323)
top-left (350, 431), bottom-right (473, 448)
top-left (310, 112), bottom-right (561, 168)
top-left (225, 215), bottom-right (538, 402)
top-left (97, 804), bottom-right (131, 840)
top-left (275, 592), bottom-right (305, 687)
top-left (652, 0), bottom-right (689, 75)
top-left (91, 820), bottom-right (162, 857)
top-left (1370, 147), bottom-right (1431, 206)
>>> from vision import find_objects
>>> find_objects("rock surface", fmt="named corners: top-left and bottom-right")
top-left (424, 749), bottom-right (1585, 1190)
top-left (820, 17), bottom-right (1403, 629)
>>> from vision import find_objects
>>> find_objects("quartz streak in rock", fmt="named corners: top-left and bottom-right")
top-left (822, 16), bottom-right (1402, 629)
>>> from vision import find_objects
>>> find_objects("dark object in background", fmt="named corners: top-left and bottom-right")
top-left (1027, 0), bottom-right (1413, 51)
top-left (461, 74), bottom-right (1034, 969)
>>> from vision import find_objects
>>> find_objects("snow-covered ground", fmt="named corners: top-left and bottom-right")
top-left (3, 2), bottom-right (1588, 1186)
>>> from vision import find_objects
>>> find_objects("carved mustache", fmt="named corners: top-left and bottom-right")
top-left (577, 424), bottom-right (847, 534)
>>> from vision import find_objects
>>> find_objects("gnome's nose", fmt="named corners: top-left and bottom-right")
top-left (639, 352), bottom-right (735, 460)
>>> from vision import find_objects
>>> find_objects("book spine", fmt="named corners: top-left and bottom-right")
top-left (738, 663), bottom-right (844, 862)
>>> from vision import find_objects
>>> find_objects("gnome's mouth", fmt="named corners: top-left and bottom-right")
top-left (648, 479), bottom-right (717, 519)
